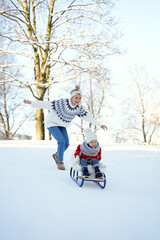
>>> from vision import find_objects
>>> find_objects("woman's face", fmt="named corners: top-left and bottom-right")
top-left (71, 94), bottom-right (82, 106)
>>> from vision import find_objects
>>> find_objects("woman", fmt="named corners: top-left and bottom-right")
top-left (24, 86), bottom-right (107, 170)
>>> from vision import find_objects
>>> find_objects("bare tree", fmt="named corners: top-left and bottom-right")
top-left (0, 65), bottom-right (30, 140)
top-left (67, 42), bottom-right (111, 140)
top-left (0, 0), bottom-right (119, 139)
top-left (82, 60), bottom-right (110, 132)
top-left (116, 65), bottom-right (160, 144)
top-left (0, 5), bottom-right (32, 139)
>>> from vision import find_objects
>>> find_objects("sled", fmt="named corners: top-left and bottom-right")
top-left (70, 167), bottom-right (106, 189)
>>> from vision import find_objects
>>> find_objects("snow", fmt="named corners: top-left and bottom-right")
top-left (0, 141), bottom-right (160, 240)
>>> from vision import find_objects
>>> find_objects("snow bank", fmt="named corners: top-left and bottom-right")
top-left (0, 141), bottom-right (160, 240)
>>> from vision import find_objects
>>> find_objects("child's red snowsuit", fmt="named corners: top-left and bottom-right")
top-left (74, 144), bottom-right (101, 161)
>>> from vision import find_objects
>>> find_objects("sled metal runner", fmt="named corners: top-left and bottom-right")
top-left (70, 167), bottom-right (106, 189)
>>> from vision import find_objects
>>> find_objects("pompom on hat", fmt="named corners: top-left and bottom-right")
top-left (85, 127), bottom-right (97, 143)
top-left (70, 85), bottom-right (82, 97)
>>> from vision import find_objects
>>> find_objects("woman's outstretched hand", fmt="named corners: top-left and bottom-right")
top-left (24, 100), bottom-right (31, 104)
top-left (101, 125), bottom-right (108, 130)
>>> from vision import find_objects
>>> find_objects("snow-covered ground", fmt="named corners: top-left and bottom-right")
top-left (0, 141), bottom-right (160, 240)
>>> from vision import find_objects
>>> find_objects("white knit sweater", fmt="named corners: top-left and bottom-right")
top-left (31, 98), bottom-right (102, 129)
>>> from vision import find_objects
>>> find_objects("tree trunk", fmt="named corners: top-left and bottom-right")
top-left (35, 109), bottom-right (45, 140)
top-left (142, 114), bottom-right (147, 143)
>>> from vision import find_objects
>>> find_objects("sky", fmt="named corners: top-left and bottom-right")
top-left (109, 0), bottom-right (160, 81)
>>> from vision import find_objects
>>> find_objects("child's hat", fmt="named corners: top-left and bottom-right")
top-left (70, 85), bottom-right (82, 97)
top-left (85, 128), bottom-right (97, 143)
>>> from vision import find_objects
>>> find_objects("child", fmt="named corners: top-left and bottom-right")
top-left (74, 128), bottom-right (103, 178)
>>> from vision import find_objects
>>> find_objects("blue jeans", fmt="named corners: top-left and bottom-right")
top-left (80, 158), bottom-right (99, 169)
top-left (48, 126), bottom-right (69, 162)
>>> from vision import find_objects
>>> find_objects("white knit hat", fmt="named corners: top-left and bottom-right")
top-left (70, 85), bottom-right (82, 97)
top-left (85, 128), bottom-right (97, 143)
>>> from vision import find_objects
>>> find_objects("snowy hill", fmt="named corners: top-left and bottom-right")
top-left (0, 141), bottom-right (160, 240)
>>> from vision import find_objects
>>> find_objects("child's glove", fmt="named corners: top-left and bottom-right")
top-left (99, 161), bottom-right (107, 172)
top-left (71, 153), bottom-right (81, 171)
top-left (74, 155), bottom-right (80, 163)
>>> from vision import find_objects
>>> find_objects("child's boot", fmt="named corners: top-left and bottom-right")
top-left (95, 166), bottom-right (102, 178)
top-left (82, 167), bottom-right (90, 177)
